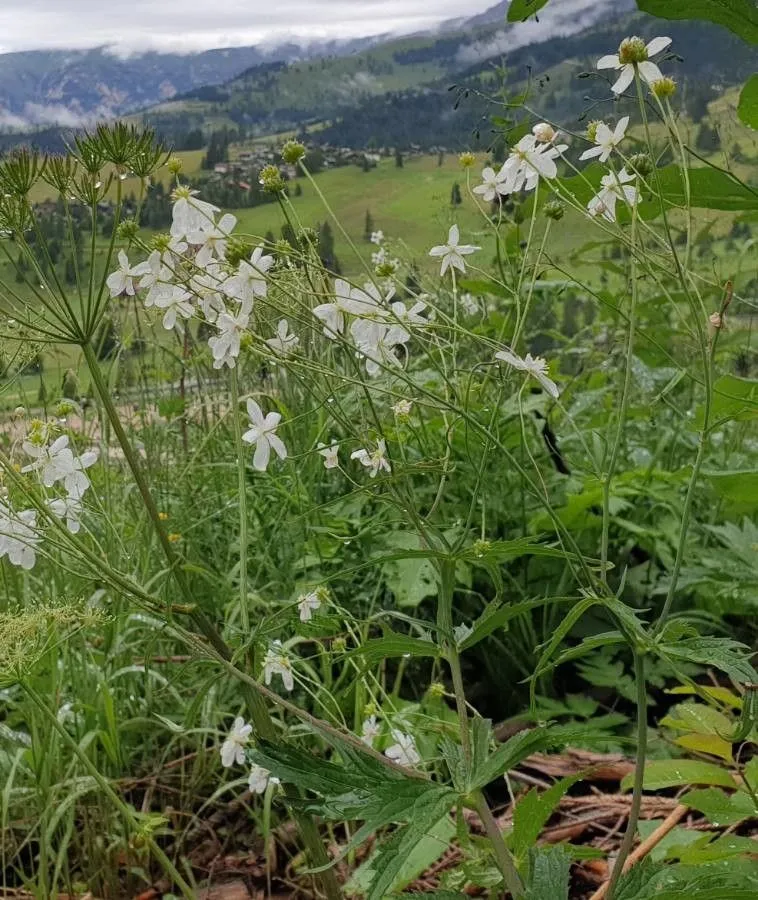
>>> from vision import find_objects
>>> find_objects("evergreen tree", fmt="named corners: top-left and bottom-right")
top-left (450, 182), bottom-right (462, 206)
top-left (364, 209), bottom-right (374, 241)
top-left (394, 148), bottom-right (404, 168)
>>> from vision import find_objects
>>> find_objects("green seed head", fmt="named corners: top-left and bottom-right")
top-left (618, 36), bottom-right (648, 65)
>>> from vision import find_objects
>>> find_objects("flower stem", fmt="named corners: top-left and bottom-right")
top-left (605, 650), bottom-right (647, 900)
top-left (229, 368), bottom-right (250, 634)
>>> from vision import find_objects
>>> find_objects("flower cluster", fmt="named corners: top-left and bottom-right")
top-left (219, 716), bottom-right (279, 795)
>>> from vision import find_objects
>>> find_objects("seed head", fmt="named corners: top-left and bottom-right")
top-left (543, 200), bottom-right (565, 221)
top-left (281, 140), bottom-right (306, 164)
top-left (651, 76), bottom-right (676, 99)
top-left (166, 156), bottom-right (183, 175)
top-left (618, 36), bottom-right (648, 65)
top-left (259, 164), bottom-right (286, 193)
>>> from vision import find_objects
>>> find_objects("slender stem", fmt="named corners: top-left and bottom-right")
top-left (22, 680), bottom-right (194, 898)
top-left (230, 368), bottom-right (250, 633)
top-left (605, 650), bottom-right (647, 900)
top-left (600, 184), bottom-right (639, 584)
top-left (475, 795), bottom-right (525, 899)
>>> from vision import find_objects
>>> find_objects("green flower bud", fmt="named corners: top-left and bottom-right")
top-left (651, 77), bottom-right (676, 99)
top-left (166, 156), bottom-right (183, 175)
top-left (281, 140), bottom-right (306, 164)
top-left (543, 200), bottom-right (565, 221)
top-left (225, 236), bottom-right (253, 268)
top-left (239, 331), bottom-right (254, 351)
top-left (375, 261), bottom-right (397, 277)
top-left (259, 164), bottom-right (286, 193)
top-left (333, 636), bottom-right (347, 653)
top-left (116, 219), bottom-right (138, 241)
top-left (472, 539), bottom-right (492, 558)
top-left (428, 681), bottom-right (446, 699)
top-left (628, 152), bottom-right (653, 177)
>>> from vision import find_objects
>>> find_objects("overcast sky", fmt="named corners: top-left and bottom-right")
top-left (0, 0), bottom-right (498, 54)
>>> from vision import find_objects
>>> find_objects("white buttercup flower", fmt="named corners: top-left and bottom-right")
top-left (263, 640), bottom-right (294, 691)
top-left (361, 715), bottom-right (381, 747)
top-left (429, 225), bottom-right (480, 277)
top-left (265, 319), bottom-right (299, 356)
top-left (384, 730), bottom-right (420, 766)
top-left (495, 348), bottom-right (560, 399)
top-left (317, 440), bottom-right (340, 470)
top-left (473, 166), bottom-right (508, 203)
top-left (587, 167), bottom-right (640, 223)
top-left (220, 716), bottom-right (252, 768)
top-left (241, 399), bottom-right (287, 472)
top-left (106, 250), bottom-right (143, 298)
top-left (596, 35), bottom-right (672, 95)
top-left (297, 590), bottom-right (322, 622)
top-left (580, 117), bottom-right (629, 163)
top-left (351, 439), bottom-right (391, 478)
top-left (22, 435), bottom-right (97, 498)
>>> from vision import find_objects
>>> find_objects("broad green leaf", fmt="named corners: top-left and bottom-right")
top-left (682, 787), bottom-right (758, 826)
top-left (658, 637), bottom-right (758, 683)
top-left (346, 812), bottom-right (455, 897)
top-left (674, 732), bottom-right (733, 763)
top-left (636, 0), bottom-right (758, 44)
top-left (705, 469), bottom-right (758, 511)
top-left (667, 684), bottom-right (742, 708)
top-left (637, 819), bottom-right (708, 862)
top-left (617, 859), bottom-right (758, 898)
top-left (738, 74), bottom-right (758, 129)
top-left (653, 166), bottom-right (758, 211)
top-left (660, 702), bottom-right (735, 739)
top-left (511, 775), bottom-right (582, 863)
top-left (366, 794), bottom-right (456, 900)
top-left (622, 759), bottom-right (737, 791)
top-left (349, 634), bottom-right (439, 666)
top-left (523, 845), bottom-right (572, 900)
top-left (508, 0), bottom-right (552, 21)
top-left (699, 374), bottom-right (758, 425)
top-left (679, 833), bottom-right (758, 864)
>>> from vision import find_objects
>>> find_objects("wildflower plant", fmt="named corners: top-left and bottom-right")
top-left (1, 9), bottom-right (758, 897)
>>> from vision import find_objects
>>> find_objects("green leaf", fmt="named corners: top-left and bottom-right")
top-left (366, 796), bottom-right (456, 900)
top-left (657, 637), bottom-right (757, 683)
top-left (681, 787), bottom-right (758, 827)
top-left (346, 812), bottom-right (455, 897)
top-left (507, 0), bottom-right (552, 21)
top-left (511, 775), bottom-right (583, 863)
top-left (738, 74), bottom-right (758, 128)
top-left (349, 634), bottom-right (440, 666)
top-left (679, 833), bottom-right (758, 864)
top-left (636, 0), bottom-right (758, 44)
top-left (523, 845), bottom-right (572, 900)
top-left (700, 374), bottom-right (758, 425)
top-left (653, 166), bottom-right (758, 211)
top-left (705, 469), bottom-right (758, 512)
top-left (459, 597), bottom-right (565, 652)
top-left (636, 819), bottom-right (707, 862)
top-left (621, 759), bottom-right (737, 791)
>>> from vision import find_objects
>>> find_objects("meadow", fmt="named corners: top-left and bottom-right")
top-left (1, 5), bottom-right (758, 899)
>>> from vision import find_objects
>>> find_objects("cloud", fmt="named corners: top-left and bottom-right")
top-left (22, 103), bottom-right (89, 127)
top-left (0, 0), bottom-right (495, 54)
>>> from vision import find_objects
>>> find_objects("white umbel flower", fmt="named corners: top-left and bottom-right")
top-left (224, 246), bottom-right (273, 314)
top-left (208, 309), bottom-right (249, 369)
top-left (154, 285), bottom-right (194, 331)
top-left (596, 35), bottom-right (672, 95)
top-left (242, 399), bottom-right (287, 472)
top-left (170, 187), bottom-right (220, 239)
top-left (499, 134), bottom-right (567, 194)
top-left (317, 440), bottom-right (340, 470)
top-left (473, 166), bottom-right (508, 203)
top-left (361, 715), bottom-right (381, 747)
top-left (428, 224), bottom-right (480, 277)
top-left (48, 495), bottom-right (83, 534)
top-left (297, 590), bottom-right (322, 622)
top-left (220, 716), bottom-right (252, 768)
top-left (495, 348), bottom-right (560, 399)
top-left (0, 504), bottom-right (40, 570)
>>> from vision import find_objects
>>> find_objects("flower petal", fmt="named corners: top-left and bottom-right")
top-left (611, 65), bottom-right (635, 95)
top-left (645, 36), bottom-right (671, 57)
top-left (596, 54), bottom-right (621, 70)
top-left (637, 60), bottom-right (663, 85)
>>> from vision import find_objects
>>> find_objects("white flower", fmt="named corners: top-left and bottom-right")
top-left (317, 440), bottom-right (340, 470)
top-left (579, 117), bottom-right (629, 163)
top-left (48, 495), bottom-right (83, 534)
top-left (106, 250), bottom-right (143, 298)
top-left (171, 187), bottom-right (220, 240)
top-left (532, 122), bottom-right (557, 143)
top-left (371, 246), bottom-right (387, 266)
top-left (351, 439), bottom-right (391, 478)
top-left (385, 298), bottom-right (427, 345)
top-left (495, 348), bottom-right (560, 399)
top-left (313, 278), bottom-right (384, 339)
top-left (0, 505), bottom-right (40, 570)
top-left (135, 250), bottom-right (173, 307)
top-left (428, 225), bottom-right (480, 277)
top-left (370, 230), bottom-right (384, 244)
top-left (298, 590), bottom-right (321, 622)
top-left (265, 319), bottom-right (299, 356)
top-left (460, 292), bottom-right (479, 316)
top-left (57, 702), bottom-right (74, 725)
top-left (208, 309), bottom-right (249, 369)
top-left (499, 134), bottom-right (567, 194)
top-left (242, 399), bottom-right (287, 472)
top-left (392, 398), bottom-right (413, 418)
top-left (473, 166), bottom-right (508, 203)
top-left (190, 263), bottom-right (228, 323)
top-left (224, 246), bottom-right (273, 314)
top-left (188, 212), bottom-right (237, 266)
top-left (154, 285), bottom-right (194, 331)
top-left (596, 35), bottom-right (672, 95)
top-left (220, 716), bottom-right (252, 768)
top-left (248, 764), bottom-right (279, 794)
top-left (385, 730), bottom-right (420, 767)
top-left (361, 715), bottom-right (381, 747)
top-left (22, 435), bottom-right (97, 498)
top-left (263, 640), bottom-right (294, 691)
top-left (587, 167), bottom-right (640, 223)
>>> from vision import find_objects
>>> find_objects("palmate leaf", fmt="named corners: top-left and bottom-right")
top-left (636, 0), bottom-right (758, 44)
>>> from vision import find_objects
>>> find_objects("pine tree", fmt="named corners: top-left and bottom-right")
top-left (394, 148), bottom-right (404, 168)
top-left (364, 209), bottom-right (374, 241)
top-left (450, 182), bottom-right (462, 206)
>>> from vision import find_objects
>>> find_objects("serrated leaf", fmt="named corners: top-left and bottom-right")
top-left (658, 637), bottom-right (757, 683)
top-left (349, 634), bottom-right (440, 666)
top-left (739, 75), bottom-right (758, 128)
top-left (682, 787), bottom-right (758, 827)
top-left (622, 759), bottom-right (737, 791)
top-left (523, 845), bottom-right (571, 900)
top-left (636, 819), bottom-right (707, 862)
top-left (511, 774), bottom-right (583, 863)
top-left (705, 469), bottom-right (758, 511)
top-left (617, 858), bottom-right (758, 898)
top-left (459, 597), bottom-right (563, 652)
top-left (636, 0), bottom-right (758, 44)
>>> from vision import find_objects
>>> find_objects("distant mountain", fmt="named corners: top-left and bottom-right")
top-left (0, 37), bottom-right (379, 130)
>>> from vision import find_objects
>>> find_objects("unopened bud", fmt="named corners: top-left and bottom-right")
top-left (543, 199), bottom-right (565, 221)
top-left (116, 219), bottom-right (138, 241)
top-left (532, 122), bottom-right (556, 143)
top-left (281, 140), bottom-right (306, 164)
top-left (428, 682), bottom-right (446, 699)
top-left (166, 156), bottom-right (183, 175)
top-left (333, 636), bottom-right (347, 653)
top-left (709, 311), bottom-right (724, 331)
top-left (651, 77), bottom-right (676, 99)
top-left (239, 331), bottom-right (254, 351)
top-left (628, 153), bottom-right (653, 177)
top-left (259, 164), bottom-right (286, 193)
top-left (472, 538), bottom-right (492, 558)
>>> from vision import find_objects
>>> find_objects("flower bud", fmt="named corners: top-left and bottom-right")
top-left (651, 77), bottom-right (676, 99)
top-left (618, 36), bottom-right (648, 65)
top-left (709, 311), bottom-right (724, 332)
top-left (239, 331), bottom-right (254, 351)
top-left (259, 164), bottom-right (286, 193)
top-left (458, 151), bottom-right (476, 168)
top-left (333, 636), bottom-right (347, 653)
top-left (281, 140), bottom-right (306, 164)
top-left (225, 236), bottom-right (253, 268)
top-left (428, 682), bottom-right (446, 699)
top-left (392, 398), bottom-right (413, 419)
top-left (532, 122), bottom-right (556, 143)
top-left (472, 538), bottom-right (491, 558)
top-left (12, 406), bottom-right (25, 419)
top-left (628, 152), bottom-right (653, 177)
top-left (274, 238), bottom-right (293, 258)
top-left (116, 218), bottom-right (138, 241)
top-left (543, 199), bottom-right (565, 221)
top-left (375, 260), bottom-right (398, 277)
top-left (166, 156), bottom-right (183, 175)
